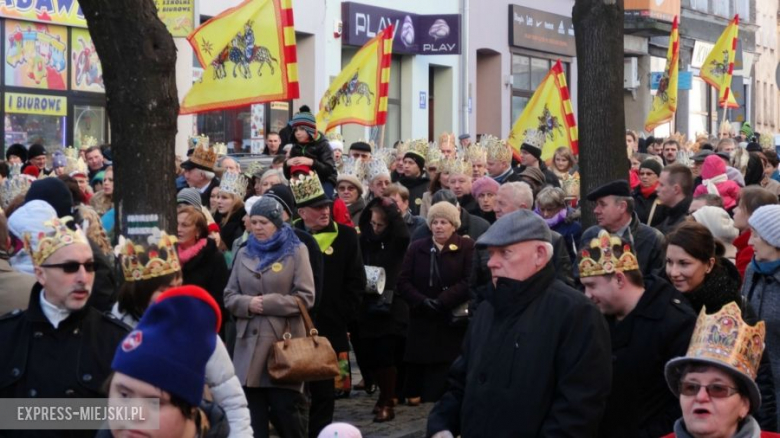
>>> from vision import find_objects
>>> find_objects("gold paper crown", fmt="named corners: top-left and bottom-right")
top-left (213, 142), bottom-right (228, 156)
top-left (23, 216), bottom-right (89, 266)
top-left (365, 157), bottom-right (390, 182)
top-left (482, 135), bottom-right (512, 162)
top-left (219, 171), bottom-right (248, 199)
top-left (426, 144), bottom-right (443, 167)
top-left (190, 139), bottom-right (218, 171)
top-left (63, 146), bottom-right (79, 161)
top-left (404, 139), bottom-right (428, 160)
top-left (63, 147), bottom-right (88, 177)
top-left (326, 132), bottom-right (344, 142)
top-left (719, 120), bottom-right (733, 135)
top-left (578, 230), bottom-right (639, 278)
top-left (760, 133), bottom-right (774, 150)
top-left (466, 143), bottom-right (487, 164)
top-left (438, 132), bottom-right (456, 147)
top-left (115, 232), bottom-right (181, 281)
top-left (522, 129), bottom-right (546, 150)
top-left (80, 135), bottom-right (98, 150)
top-left (291, 172), bottom-right (326, 205)
top-left (1, 174), bottom-right (34, 209)
top-left (441, 158), bottom-right (471, 176)
top-left (686, 302), bottom-right (766, 380)
top-left (244, 161), bottom-right (265, 178)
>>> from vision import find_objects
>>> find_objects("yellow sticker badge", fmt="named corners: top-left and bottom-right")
top-left (415, 198), bottom-right (422, 205)
top-left (449, 244), bottom-right (458, 251)
top-left (272, 263), bottom-right (283, 273)
top-left (325, 246), bottom-right (334, 255)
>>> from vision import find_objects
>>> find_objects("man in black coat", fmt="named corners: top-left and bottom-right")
top-left (578, 230), bottom-right (696, 438)
top-left (655, 163), bottom-right (694, 235)
top-left (398, 149), bottom-right (430, 215)
top-left (0, 216), bottom-right (129, 438)
top-left (292, 173), bottom-right (366, 438)
top-left (427, 210), bottom-right (611, 437)
top-left (580, 180), bottom-right (665, 276)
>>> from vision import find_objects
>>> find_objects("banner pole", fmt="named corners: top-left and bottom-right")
top-left (378, 124), bottom-right (386, 149)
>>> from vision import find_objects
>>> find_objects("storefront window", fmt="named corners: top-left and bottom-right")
top-left (511, 54), bottom-right (568, 126)
top-left (690, 77), bottom-right (710, 137)
top-left (5, 113), bottom-right (66, 152)
top-left (197, 102), bottom-right (289, 154)
top-left (73, 106), bottom-right (105, 148)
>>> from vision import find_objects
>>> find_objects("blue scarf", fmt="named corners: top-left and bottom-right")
top-left (245, 224), bottom-right (300, 272)
top-left (751, 256), bottom-right (780, 275)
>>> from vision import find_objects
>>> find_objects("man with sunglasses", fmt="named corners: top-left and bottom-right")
top-left (578, 230), bottom-right (696, 438)
top-left (0, 216), bottom-right (128, 428)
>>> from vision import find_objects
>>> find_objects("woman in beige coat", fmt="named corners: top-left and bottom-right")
top-left (224, 197), bottom-right (315, 438)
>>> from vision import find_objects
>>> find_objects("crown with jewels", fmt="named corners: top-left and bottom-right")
top-left (219, 171), bottom-right (248, 199)
top-left (522, 129), bottom-right (546, 150)
top-left (578, 229), bottom-right (639, 278)
top-left (466, 143), bottom-right (487, 164)
top-left (1, 174), bottom-right (34, 210)
top-left (438, 132), bottom-right (456, 148)
top-left (686, 302), bottom-right (766, 380)
top-left (404, 139), bottom-right (428, 161)
top-left (340, 156), bottom-right (368, 182)
top-left (213, 142), bottom-right (228, 157)
top-left (365, 157), bottom-right (390, 182)
top-left (441, 158), bottom-right (471, 176)
top-left (115, 232), bottom-right (181, 282)
top-left (63, 147), bottom-right (88, 177)
top-left (188, 135), bottom-right (218, 171)
top-left (373, 148), bottom-right (397, 170)
top-left (482, 135), bottom-right (512, 162)
top-left (291, 172), bottom-right (327, 205)
top-left (7, 162), bottom-right (22, 178)
top-left (23, 216), bottom-right (89, 266)
top-left (80, 135), bottom-right (98, 150)
top-left (326, 131), bottom-right (344, 142)
top-left (244, 161), bottom-right (265, 178)
top-left (426, 143), bottom-right (443, 167)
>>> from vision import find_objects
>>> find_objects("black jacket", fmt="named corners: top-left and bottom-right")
top-left (581, 212), bottom-right (665, 276)
top-left (516, 163), bottom-right (562, 188)
top-left (427, 263), bottom-right (612, 437)
top-left (294, 221), bottom-right (366, 352)
top-left (214, 207), bottom-right (246, 253)
top-left (399, 174), bottom-right (431, 216)
top-left (655, 196), bottom-right (692, 235)
top-left (284, 134), bottom-right (337, 186)
top-left (457, 194), bottom-right (480, 217)
top-left (0, 285), bottom-right (129, 438)
top-left (598, 275), bottom-right (696, 438)
top-left (191, 177), bottom-right (220, 208)
top-left (632, 186), bottom-right (669, 227)
top-left (358, 197), bottom-right (411, 338)
top-left (85, 238), bottom-right (118, 313)
top-left (181, 238), bottom-right (230, 325)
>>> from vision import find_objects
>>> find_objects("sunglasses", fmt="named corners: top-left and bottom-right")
top-left (40, 261), bottom-right (97, 274)
top-left (679, 381), bottom-right (740, 398)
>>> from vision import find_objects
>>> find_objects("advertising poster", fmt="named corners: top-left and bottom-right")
top-left (154, 0), bottom-right (195, 38)
top-left (5, 20), bottom-right (68, 90)
top-left (71, 28), bottom-right (104, 92)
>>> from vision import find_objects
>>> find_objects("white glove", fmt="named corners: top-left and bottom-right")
top-left (431, 431), bottom-right (455, 438)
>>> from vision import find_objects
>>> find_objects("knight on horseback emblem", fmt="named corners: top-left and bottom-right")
top-left (206, 20), bottom-right (279, 81)
top-left (536, 105), bottom-right (564, 142)
top-left (320, 70), bottom-right (377, 120)
top-left (708, 50), bottom-right (730, 79)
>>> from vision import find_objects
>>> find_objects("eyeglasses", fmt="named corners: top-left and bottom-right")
top-left (40, 261), bottom-right (97, 273)
top-left (337, 185), bottom-right (357, 192)
top-left (679, 381), bottom-right (740, 398)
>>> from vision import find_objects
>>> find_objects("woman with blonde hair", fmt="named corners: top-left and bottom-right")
top-left (214, 172), bottom-right (248, 262)
top-left (89, 165), bottom-right (113, 216)
top-left (552, 146), bottom-right (580, 200)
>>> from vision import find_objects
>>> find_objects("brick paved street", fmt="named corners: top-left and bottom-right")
top-left (332, 391), bottom-right (432, 438)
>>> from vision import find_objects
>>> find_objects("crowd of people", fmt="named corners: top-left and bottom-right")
top-left (1, 108), bottom-right (780, 438)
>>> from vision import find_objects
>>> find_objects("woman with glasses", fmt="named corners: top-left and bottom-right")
top-left (357, 196), bottom-right (411, 422)
top-left (337, 167), bottom-right (366, 225)
top-left (665, 222), bottom-right (777, 430)
top-left (662, 303), bottom-right (779, 438)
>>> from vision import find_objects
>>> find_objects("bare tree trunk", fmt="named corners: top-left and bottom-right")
top-left (79, 0), bottom-right (179, 236)
top-left (573, 0), bottom-right (627, 228)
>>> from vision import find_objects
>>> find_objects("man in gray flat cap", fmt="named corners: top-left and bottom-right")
top-left (427, 209), bottom-right (612, 438)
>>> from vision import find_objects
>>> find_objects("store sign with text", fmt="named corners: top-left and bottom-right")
top-left (509, 5), bottom-right (575, 57)
top-left (6, 92), bottom-right (67, 116)
top-left (342, 2), bottom-right (461, 55)
top-left (0, 0), bottom-right (86, 27)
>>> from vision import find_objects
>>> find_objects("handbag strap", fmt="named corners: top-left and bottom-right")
top-left (293, 296), bottom-right (318, 337)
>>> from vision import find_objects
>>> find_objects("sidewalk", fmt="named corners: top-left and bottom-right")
top-left (332, 391), bottom-right (432, 438)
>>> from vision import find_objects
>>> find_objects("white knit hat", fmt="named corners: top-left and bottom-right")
top-left (692, 206), bottom-right (739, 244)
top-left (748, 205), bottom-right (780, 248)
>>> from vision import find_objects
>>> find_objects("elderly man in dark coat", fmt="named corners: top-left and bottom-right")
top-left (427, 210), bottom-right (612, 438)
top-left (0, 216), bottom-right (128, 438)
top-left (292, 172), bottom-right (366, 438)
top-left (578, 230), bottom-right (696, 438)
top-left (580, 180), bottom-right (666, 276)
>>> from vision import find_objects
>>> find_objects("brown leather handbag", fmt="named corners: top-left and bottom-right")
top-left (267, 296), bottom-right (340, 383)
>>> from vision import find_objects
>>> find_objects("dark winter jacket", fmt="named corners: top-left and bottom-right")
top-left (293, 220), bottom-right (366, 352)
top-left (284, 133), bottom-right (338, 186)
top-left (358, 197), bottom-right (411, 338)
top-left (181, 238), bottom-right (230, 328)
top-left (399, 174), bottom-right (431, 215)
top-left (194, 177), bottom-right (221, 208)
top-left (549, 208), bottom-right (582, 264)
top-left (517, 162), bottom-right (561, 188)
top-left (655, 196), bottom-right (692, 235)
top-left (427, 263), bottom-right (612, 437)
top-left (398, 233), bottom-right (474, 364)
top-left (457, 194), bottom-right (480, 217)
top-left (85, 237), bottom-right (118, 313)
top-left (581, 212), bottom-right (665, 276)
top-left (347, 197), bottom-right (366, 227)
top-left (598, 275), bottom-right (696, 438)
top-left (403, 210), bottom-right (427, 238)
top-left (632, 186), bottom-right (669, 227)
top-left (0, 284), bottom-right (129, 438)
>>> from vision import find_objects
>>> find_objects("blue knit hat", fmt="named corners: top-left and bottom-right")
top-left (749, 205), bottom-right (780, 248)
top-left (291, 112), bottom-right (317, 139)
top-left (112, 286), bottom-right (221, 406)
top-left (52, 150), bottom-right (67, 169)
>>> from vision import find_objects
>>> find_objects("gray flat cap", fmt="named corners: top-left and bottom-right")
top-left (476, 209), bottom-right (551, 247)
top-left (458, 133), bottom-right (470, 140)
